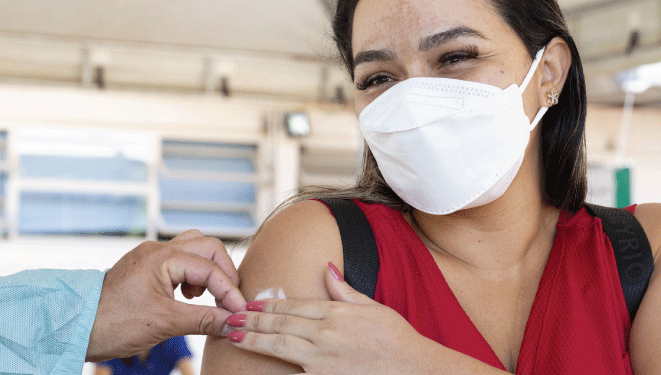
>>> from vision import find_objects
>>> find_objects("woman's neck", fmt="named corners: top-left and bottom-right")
top-left (410, 176), bottom-right (560, 273)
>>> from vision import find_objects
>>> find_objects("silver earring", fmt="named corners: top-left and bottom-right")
top-left (546, 89), bottom-right (559, 106)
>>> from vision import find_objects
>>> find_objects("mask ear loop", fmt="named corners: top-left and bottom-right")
top-left (519, 47), bottom-right (546, 93)
top-left (519, 47), bottom-right (548, 131)
top-left (529, 106), bottom-right (549, 131)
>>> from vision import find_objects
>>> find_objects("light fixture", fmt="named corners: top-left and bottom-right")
top-left (284, 112), bottom-right (311, 138)
top-left (334, 86), bottom-right (346, 104)
top-left (219, 76), bottom-right (231, 97)
top-left (617, 60), bottom-right (661, 94)
top-left (89, 49), bottom-right (111, 89)
top-left (94, 66), bottom-right (106, 89)
top-left (625, 12), bottom-right (641, 55)
top-left (625, 30), bottom-right (640, 55)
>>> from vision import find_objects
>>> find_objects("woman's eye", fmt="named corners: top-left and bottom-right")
top-left (441, 53), bottom-right (469, 64)
top-left (356, 75), bottom-right (392, 90)
top-left (438, 48), bottom-right (479, 66)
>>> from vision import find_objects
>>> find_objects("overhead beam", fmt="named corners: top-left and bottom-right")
top-left (0, 29), bottom-right (325, 64)
top-left (583, 44), bottom-right (661, 78)
top-left (564, 0), bottom-right (647, 18)
top-left (566, 0), bottom-right (661, 74)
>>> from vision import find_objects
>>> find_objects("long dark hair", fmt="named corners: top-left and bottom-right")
top-left (253, 0), bottom-right (587, 237)
top-left (330, 0), bottom-right (587, 213)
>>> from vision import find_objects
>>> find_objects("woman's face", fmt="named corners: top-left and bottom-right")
top-left (351, 0), bottom-right (542, 120)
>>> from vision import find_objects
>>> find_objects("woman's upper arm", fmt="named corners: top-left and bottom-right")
top-left (201, 200), bottom-right (343, 375)
top-left (629, 203), bottom-right (661, 374)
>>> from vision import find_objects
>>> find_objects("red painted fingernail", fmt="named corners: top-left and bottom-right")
top-left (328, 262), bottom-right (344, 282)
top-left (246, 300), bottom-right (264, 311)
top-left (228, 331), bottom-right (246, 343)
top-left (226, 314), bottom-right (246, 327)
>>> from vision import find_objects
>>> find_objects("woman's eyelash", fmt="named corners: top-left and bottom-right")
top-left (355, 46), bottom-right (480, 90)
top-left (438, 46), bottom-right (479, 65)
top-left (356, 75), bottom-right (392, 91)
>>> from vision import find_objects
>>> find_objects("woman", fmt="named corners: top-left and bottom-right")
top-left (202, 0), bottom-right (661, 373)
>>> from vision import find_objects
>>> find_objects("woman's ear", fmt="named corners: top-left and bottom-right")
top-left (539, 36), bottom-right (572, 106)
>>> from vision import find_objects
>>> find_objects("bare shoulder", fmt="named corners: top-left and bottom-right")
top-left (633, 203), bottom-right (661, 261)
top-left (201, 199), bottom-right (343, 375)
top-left (240, 199), bottom-right (344, 300)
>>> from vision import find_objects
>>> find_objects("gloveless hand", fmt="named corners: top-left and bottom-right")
top-left (86, 230), bottom-right (247, 362)
top-left (225, 263), bottom-right (433, 375)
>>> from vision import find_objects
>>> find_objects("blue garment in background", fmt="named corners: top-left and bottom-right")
top-left (98, 336), bottom-right (192, 374)
top-left (0, 269), bottom-right (106, 374)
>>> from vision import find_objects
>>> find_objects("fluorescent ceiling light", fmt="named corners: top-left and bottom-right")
top-left (617, 60), bottom-right (661, 94)
top-left (284, 112), bottom-right (311, 138)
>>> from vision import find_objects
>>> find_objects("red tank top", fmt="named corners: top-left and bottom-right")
top-left (352, 200), bottom-right (633, 374)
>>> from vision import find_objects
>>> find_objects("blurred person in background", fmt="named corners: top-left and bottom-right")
top-left (202, 0), bottom-right (661, 374)
top-left (94, 336), bottom-right (195, 375)
top-left (0, 230), bottom-right (246, 374)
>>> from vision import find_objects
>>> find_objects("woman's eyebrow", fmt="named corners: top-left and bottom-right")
top-left (353, 26), bottom-right (486, 68)
top-left (419, 26), bottom-right (488, 51)
top-left (354, 49), bottom-right (396, 68)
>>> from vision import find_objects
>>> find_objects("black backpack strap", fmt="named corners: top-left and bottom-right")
top-left (584, 203), bottom-right (655, 321)
top-left (318, 199), bottom-right (379, 299)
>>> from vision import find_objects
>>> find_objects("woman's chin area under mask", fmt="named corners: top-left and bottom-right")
top-left (410, 165), bottom-right (560, 272)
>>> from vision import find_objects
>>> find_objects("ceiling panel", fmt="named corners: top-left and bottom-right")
top-left (0, 0), bottom-right (331, 58)
top-left (0, 38), bottom-right (82, 83)
top-left (576, 0), bottom-right (661, 58)
top-left (557, 0), bottom-right (610, 10)
top-left (0, 0), bottom-right (659, 106)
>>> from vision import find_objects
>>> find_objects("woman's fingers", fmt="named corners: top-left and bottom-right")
top-left (227, 312), bottom-right (318, 341)
top-left (255, 298), bottom-right (340, 319)
top-left (324, 265), bottom-right (379, 306)
top-left (228, 331), bottom-right (314, 366)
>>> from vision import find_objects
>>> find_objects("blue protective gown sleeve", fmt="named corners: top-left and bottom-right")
top-left (0, 269), bottom-right (106, 375)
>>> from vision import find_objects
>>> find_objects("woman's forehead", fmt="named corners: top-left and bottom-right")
top-left (351, 0), bottom-right (503, 54)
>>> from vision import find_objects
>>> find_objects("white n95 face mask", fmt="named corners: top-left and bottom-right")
top-left (359, 48), bottom-right (548, 215)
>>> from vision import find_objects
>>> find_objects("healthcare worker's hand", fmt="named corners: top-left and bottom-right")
top-left (86, 230), bottom-right (247, 362)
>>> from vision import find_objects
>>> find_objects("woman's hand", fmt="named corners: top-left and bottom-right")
top-left (224, 262), bottom-right (431, 375)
